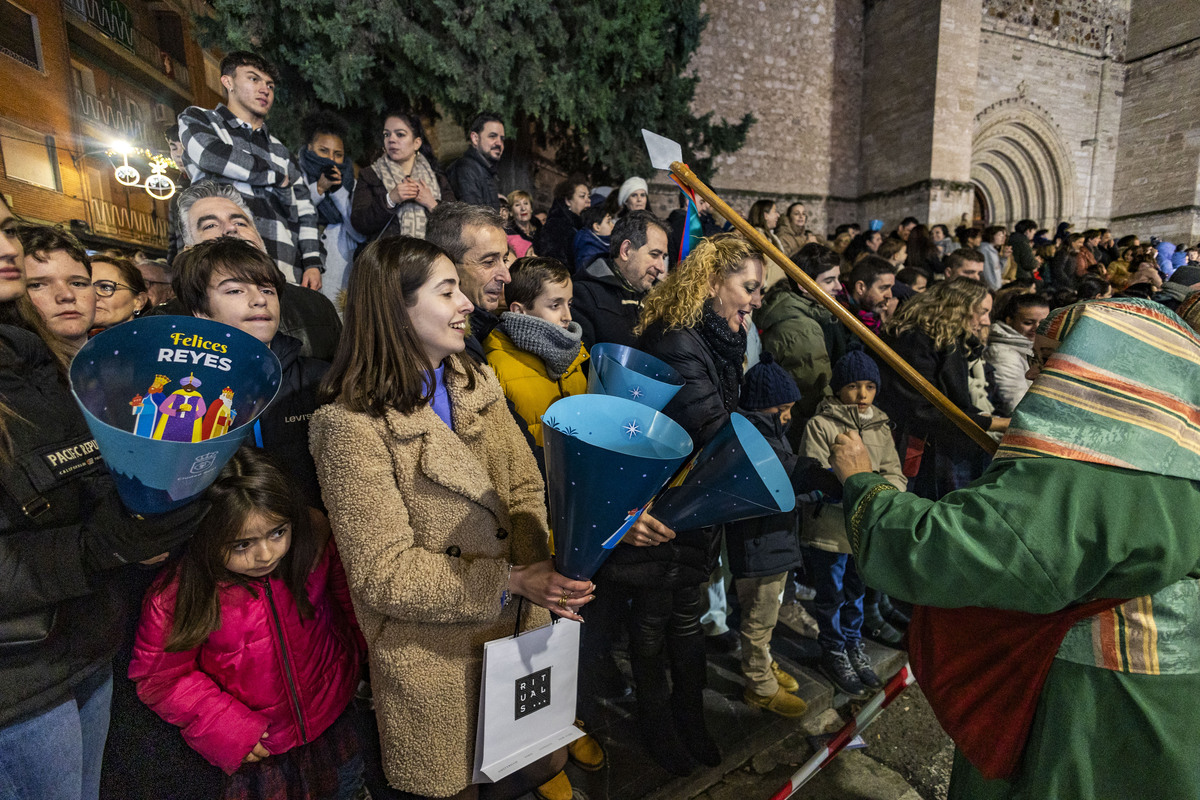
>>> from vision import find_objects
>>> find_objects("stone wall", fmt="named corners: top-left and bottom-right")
top-left (1125, 0), bottom-right (1200, 61)
top-left (672, 0), bottom-right (1193, 241)
top-left (686, 0), bottom-right (863, 235)
top-left (1112, 27), bottom-right (1200, 242)
top-left (982, 0), bottom-right (1128, 56)
top-left (973, 21), bottom-right (1124, 228)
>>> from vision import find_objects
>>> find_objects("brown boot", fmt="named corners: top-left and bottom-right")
top-left (533, 770), bottom-right (573, 800)
top-left (744, 686), bottom-right (808, 718)
top-left (567, 719), bottom-right (605, 771)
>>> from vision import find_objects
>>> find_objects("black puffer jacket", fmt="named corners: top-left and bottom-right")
top-left (571, 258), bottom-right (645, 349)
top-left (446, 147), bottom-right (500, 210)
top-left (259, 333), bottom-right (328, 510)
top-left (724, 409), bottom-right (803, 579)
top-left (0, 326), bottom-right (123, 728)
top-left (876, 328), bottom-right (993, 497)
top-left (534, 200), bottom-right (582, 268)
top-left (640, 323), bottom-right (739, 447)
top-left (598, 323), bottom-right (740, 588)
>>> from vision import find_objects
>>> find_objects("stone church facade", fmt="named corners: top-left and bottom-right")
top-left (676, 0), bottom-right (1199, 243)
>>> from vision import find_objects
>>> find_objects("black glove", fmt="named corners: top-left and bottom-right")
top-left (791, 457), bottom-right (844, 504)
top-left (82, 492), bottom-right (211, 572)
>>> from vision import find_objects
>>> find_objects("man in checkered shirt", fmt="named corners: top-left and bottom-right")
top-left (178, 52), bottom-right (323, 291)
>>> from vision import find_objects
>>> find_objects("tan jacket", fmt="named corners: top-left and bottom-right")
top-left (309, 363), bottom-right (551, 796)
top-left (799, 397), bottom-right (906, 553)
top-left (775, 216), bottom-right (806, 262)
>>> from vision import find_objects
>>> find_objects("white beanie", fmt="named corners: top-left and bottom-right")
top-left (617, 177), bottom-right (649, 208)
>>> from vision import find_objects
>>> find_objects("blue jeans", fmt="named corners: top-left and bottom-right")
top-left (804, 548), bottom-right (865, 653)
top-left (0, 664), bottom-right (113, 800)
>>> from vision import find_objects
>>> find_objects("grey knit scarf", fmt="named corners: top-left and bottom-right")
top-left (497, 312), bottom-right (583, 379)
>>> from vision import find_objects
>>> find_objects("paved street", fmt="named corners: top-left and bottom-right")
top-left (531, 616), bottom-right (954, 800)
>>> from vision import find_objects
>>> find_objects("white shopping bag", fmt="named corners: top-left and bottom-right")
top-left (472, 616), bottom-right (584, 783)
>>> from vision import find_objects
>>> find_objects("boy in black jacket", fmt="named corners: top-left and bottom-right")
top-left (727, 353), bottom-right (839, 717)
top-left (172, 237), bottom-right (328, 510)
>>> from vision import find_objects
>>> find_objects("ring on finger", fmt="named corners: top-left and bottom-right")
top-left (558, 593), bottom-right (570, 608)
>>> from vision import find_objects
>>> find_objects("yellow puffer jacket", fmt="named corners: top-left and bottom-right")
top-left (483, 329), bottom-right (589, 446)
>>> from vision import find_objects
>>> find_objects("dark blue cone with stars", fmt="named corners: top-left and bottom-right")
top-left (541, 394), bottom-right (693, 580)
top-left (649, 413), bottom-right (795, 531)
top-left (586, 343), bottom-right (685, 411)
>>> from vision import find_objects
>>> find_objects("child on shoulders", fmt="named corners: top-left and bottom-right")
top-left (573, 206), bottom-right (614, 274)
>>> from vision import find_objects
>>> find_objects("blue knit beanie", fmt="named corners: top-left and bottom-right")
top-left (831, 350), bottom-right (880, 393)
top-left (740, 352), bottom-right (801, 410)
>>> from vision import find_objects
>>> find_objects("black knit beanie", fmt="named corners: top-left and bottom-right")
top-left (740, 352), bottom-right (801, 410)
top-left (831, 350), bottom-right (881, 393)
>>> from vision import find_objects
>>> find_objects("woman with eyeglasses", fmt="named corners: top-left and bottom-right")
top-left (91, 254), bottom-right (149, 330)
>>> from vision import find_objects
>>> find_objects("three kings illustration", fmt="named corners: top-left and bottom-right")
top-left (129, 373), bottom-right (238, 443)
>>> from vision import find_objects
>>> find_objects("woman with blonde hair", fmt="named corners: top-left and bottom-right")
top-left (876, 277), bottom-right (1009, 499)
top-left (593, 234), bottom-right (764, 775)
top-left (504, 189), bottom-right (540, 257)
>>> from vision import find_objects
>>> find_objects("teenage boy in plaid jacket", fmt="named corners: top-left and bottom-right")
top-left (178, 51), bottom-right (323, 291)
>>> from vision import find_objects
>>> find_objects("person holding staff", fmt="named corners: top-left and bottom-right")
top-left (829, 298), bottom-right (1200, 799)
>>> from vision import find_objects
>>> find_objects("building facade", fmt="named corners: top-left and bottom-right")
top-left (682, 0), bottom-right (1197, 243)
top-left (0, 0), bottom-right (220, 254)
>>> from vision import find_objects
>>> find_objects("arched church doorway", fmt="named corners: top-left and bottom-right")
top-left (970, 100), bottom-right (1075, 230)
top-left (973, 186), bottom-right (990, 227)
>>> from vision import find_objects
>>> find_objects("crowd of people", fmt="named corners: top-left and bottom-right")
top-left (3, 48), bottom-right (1199, 800)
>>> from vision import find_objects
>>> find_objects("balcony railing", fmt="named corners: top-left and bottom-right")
top-left (63, 0), bottom-right (191, 92)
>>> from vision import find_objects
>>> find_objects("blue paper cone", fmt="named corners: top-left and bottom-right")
top-left (541, 394), bottom-right (693, 580)
top-left (586, 343), bottom-right (684, 410)
top-left (650, 413), bottom-right (795, 531)
top-left (70, 316), bottom-right (282, 514)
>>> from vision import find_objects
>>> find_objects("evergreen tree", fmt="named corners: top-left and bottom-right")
top-left (196, 0), bottom-right (752, 180)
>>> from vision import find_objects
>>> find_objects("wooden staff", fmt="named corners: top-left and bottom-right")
top-left (669, 161), bottom-right (997, 455)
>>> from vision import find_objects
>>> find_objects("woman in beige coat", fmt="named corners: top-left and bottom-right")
top-left (309, 236), bottom-right (594, 799)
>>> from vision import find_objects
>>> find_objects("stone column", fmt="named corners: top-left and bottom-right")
top-left (858, 0), bottom-right (981, 227)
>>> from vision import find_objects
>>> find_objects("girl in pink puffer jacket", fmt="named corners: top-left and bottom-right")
top-left (130, 448), bottom-right (364, 800)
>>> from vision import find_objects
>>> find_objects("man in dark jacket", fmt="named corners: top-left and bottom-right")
top-left (573, 211), bottom-right (668, 348)
top-left (446, 113), bottom-right (505, 210)
top-left (426, 202), bottom-right (511, 362)
top-left (842, 255), bottom-right (895, 333)
top-left (1009, 219), bottom-right (1039, 283)
top-left (534, 175), bottom-right (590, 268)
top-left (172, 237), bottom-right (328, 510)
top-left (175, 180), bottom-right (343, 362)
